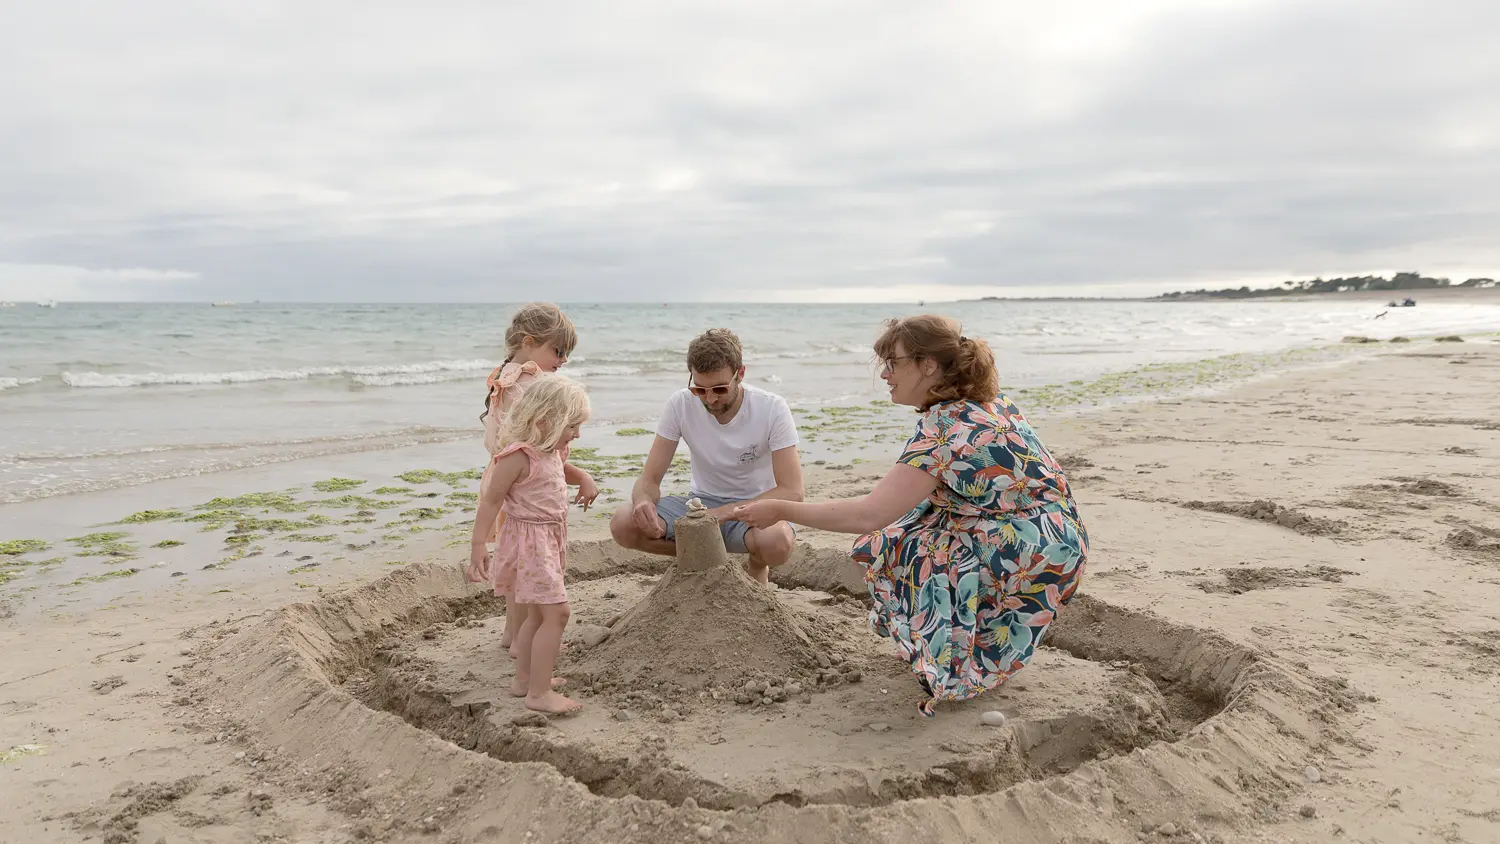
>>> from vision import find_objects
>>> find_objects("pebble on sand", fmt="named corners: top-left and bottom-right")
top-left (696, 825), bottom-right (714, 840)
top-left (1155, 821), bottom-right (1178, 836)
top-left (979, 710), bottom-right (1007, 727)
top-left (1304, 765), bottom-right (1321, 784)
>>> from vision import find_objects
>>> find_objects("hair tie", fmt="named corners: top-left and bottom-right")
top-left (959, 335), bottom-right (969, 344)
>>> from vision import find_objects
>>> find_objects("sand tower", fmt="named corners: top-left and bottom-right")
top-left (577, 500), bottom-right (823, 689)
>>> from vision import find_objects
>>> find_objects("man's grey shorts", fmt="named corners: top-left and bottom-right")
top-left (656, 494), bottom-right (793, 554)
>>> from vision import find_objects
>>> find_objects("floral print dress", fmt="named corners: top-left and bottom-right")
top-left (850, 396), bottom-right (1089, 715)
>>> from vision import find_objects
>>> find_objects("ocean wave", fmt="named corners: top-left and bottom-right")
top-left (354, 363), bottom-right (641, 387)
top-left (10, 426), bottom-right (475, 462)
top-left (0, 377), bottom-right (42, 391)
top-left (61, 360), bottom-right (498, 389)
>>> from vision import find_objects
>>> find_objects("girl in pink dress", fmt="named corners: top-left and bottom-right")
top-left (469, 373), bottom-right (591, 715)
top-left (467, 303), bottom-right (599, 655)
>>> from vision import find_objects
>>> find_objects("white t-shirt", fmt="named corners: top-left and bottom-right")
top-left (655, 384), bottom-right (799, 501)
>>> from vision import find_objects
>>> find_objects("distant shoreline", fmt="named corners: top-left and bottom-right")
top-left (960, 287), bottom-right (1500, 304)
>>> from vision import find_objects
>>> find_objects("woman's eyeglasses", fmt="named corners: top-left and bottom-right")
top-left (879, 355), bottom-right (916, 375)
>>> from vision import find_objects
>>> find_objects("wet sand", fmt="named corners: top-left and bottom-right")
top-left (3, 337), bottom-right (1499, 843)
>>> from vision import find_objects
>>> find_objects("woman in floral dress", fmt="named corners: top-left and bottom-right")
top-left (735, 315), bottom-right (1088, 715)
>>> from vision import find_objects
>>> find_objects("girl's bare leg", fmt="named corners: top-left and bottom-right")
top-left (524, 603), bottom-right (582, 714)
top-left (510, 607), bottom-right (542, 697)
top-left (500, 598), bottom-right (529, 655)
top-left (509, 605), bottom-right (565, 696)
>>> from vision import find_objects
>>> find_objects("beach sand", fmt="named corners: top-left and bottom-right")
top-left (3, 338), bottom-right (1499, 843)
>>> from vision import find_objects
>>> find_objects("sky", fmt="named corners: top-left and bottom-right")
top-left (1, 1), bottom-right (1497, 303)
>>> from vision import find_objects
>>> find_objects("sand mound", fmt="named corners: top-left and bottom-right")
top-left (1197, 565), bottom-right (1357, 595)
top-left (1183, 499), bottom-right (1345, 535)
top-left (574, 503), bottom-right (827, 695)
top-left (1447, 529), bottom-right (1500, 560)
top-left (574, 561), bottom-right (828, 693)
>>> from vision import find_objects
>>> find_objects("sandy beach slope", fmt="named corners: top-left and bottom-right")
top-left (2, 338), bottom-right (1497, 844)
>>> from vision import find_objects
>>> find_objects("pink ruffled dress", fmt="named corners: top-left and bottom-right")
top-left (488, 442), bottom-right (570, 605)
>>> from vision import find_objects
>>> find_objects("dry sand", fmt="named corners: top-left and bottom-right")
top-left (4, 339), bottom-right (1500, 843)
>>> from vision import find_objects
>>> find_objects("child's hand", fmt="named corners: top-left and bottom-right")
top-left (466, 544), bottom-right (490, 583)
top-left (573, 472), bottom-right (600, 512)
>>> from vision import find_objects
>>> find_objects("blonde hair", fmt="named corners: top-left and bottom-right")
top-left (874, 315), bottom-right (999, 411)
top-left (496, 373), bottom-right (591, 453)
top-left (480, 303), bottom-right (579, 422)
top-left (505, 302), bottom-right (577, 360)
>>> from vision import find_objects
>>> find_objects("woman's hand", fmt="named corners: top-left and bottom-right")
top-left (573, 471), bottom-right (600, 511)
top-left (732, 499), bottom-right (786, 529)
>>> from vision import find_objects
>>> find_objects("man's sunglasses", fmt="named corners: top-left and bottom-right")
top-left (688, 378), bottom-right (737, 398)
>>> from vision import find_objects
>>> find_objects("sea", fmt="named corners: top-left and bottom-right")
top-left (4, 299), bottom-right (1500, 507)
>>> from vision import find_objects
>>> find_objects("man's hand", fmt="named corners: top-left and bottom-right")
top-left (732, 500), bottom-right (786, 529)
top-left (632, 500), bottom-right (666, 539)
top-left (573, 472), bottom-right (600, 511)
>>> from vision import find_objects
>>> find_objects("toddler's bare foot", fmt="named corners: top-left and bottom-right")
top-left (525, 690), bottom-right (583, 714)
top-left (509, 677), bottom-right (566, 697)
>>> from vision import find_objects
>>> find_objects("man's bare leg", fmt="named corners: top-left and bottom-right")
top-left (743, 522), bottom-right (795, 585)
top-left (609, 504), bottom-right (678, 557)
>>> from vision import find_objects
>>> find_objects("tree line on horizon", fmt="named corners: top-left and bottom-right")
top-left (1155, 272), bottom-right (1496, 300)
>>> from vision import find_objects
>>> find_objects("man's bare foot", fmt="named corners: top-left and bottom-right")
top-left (525, 690), bottom-right (583, 714)
top-left (510, 677), bottom-right (566, 697)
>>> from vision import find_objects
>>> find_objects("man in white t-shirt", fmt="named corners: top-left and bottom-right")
top-left (609, 328), bottom-right (804, 584)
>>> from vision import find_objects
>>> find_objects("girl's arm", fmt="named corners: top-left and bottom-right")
top-left (732, 463), bottom-right (937, 535)
top-left (562, 462), bottom-right (600, 510)
top-left (470, 452), bottom-right (528, 561)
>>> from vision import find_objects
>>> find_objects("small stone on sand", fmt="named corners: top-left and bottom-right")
top-left (696, 824), bottom-right (713, 840)
top-left (1304, 765), bottom-right (1321, 783)
top-left (579, 625), bottom-right (612, 648)
top-left (1156, 821), bottom-right (1177, 836)
top-left (980, 710), bottom-right (1007, 727)
top-left (868, 722), bottom-right (890, 733)
top-left (1299, 804), bottom-right (1317, 818)
top-left (613, 709), bottom-right (634, 722)
top-left (785, 682), bottom-right (802, 696)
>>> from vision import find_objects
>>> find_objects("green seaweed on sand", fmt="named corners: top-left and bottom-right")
top-left (69, 532), bottom-right (138, 560)
top-left (0, 539), bottom-right (50, 556)
top-left (284, 533), bottom-right (337, 543)
top-left (117, 509), bottom-right (184, 524)
top-left (195, 491), bottom-right (306, 513)
top-left (310, 495), bottom-right (401, 510)
top-left (372, 486), bottom-right (413, 495)
top-left (312, 478), bottom-right (365, 492)
top-left (69, 568), bottom-right (140, 586)
top-left (223, 533), bottom-right (264, 546)
top-left (446, 491), bottom-right (478, 504)
top-left (400, 507), bottom-right (447, 520)
top-left (288, 565), bottom-right (318, 574)
top-left (615, 427), bottom-right (652, 437)
top-left (396, 468), bottom-right (484, 487)
top-left (1, 744), bottom-right (48, 764)
top-left (151, 539), bottom-right (185, 549)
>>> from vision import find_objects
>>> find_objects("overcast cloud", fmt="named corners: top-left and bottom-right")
top-left (1, 0), bottom-right (1497, 302)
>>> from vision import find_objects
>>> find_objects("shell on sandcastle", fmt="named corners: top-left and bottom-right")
top-left (674, 497), bottom-right (728, 573)
top-left (575, 498), bottom-right (824, 690)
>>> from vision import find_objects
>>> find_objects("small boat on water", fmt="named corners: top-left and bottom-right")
top-left (211, 301), bottom-right (237, 307)
top-left (36, 300), bottom-right (57, 308)
top-left (1386, 297), bottom-right (1416, 307)
top-left (0, 301), bottom-right (16, 308)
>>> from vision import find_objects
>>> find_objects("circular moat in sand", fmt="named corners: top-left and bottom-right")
top-left (186, 542), bottom-right (1362, 843)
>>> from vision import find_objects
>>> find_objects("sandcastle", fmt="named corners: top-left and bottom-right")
top-left (575, 498), bottom-right (827, 690)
